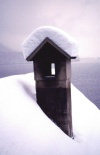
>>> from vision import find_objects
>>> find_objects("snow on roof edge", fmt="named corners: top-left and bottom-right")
top-left (22, 26), bottom-right (78, 60)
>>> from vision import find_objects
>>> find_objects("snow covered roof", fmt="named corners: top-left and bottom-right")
top-left (22, 26), bottom-right (78, 60)
top-left (0, 73), bottom-right (100, 154)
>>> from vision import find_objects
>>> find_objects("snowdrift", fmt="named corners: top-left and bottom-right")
top-left (0, 73), bottom-right (100, 155)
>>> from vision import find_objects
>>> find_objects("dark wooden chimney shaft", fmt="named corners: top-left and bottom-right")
top-left (27, 38), bottom-right (76, 137)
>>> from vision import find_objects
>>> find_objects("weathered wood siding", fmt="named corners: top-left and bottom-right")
top-left (33, 59), bottom-right (73, 137)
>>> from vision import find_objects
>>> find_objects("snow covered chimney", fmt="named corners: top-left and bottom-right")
top-left (22, 26), bottom-right (78, 137)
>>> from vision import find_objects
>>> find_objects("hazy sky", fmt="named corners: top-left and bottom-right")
top-left (0, 0), bottom-right (100, 58)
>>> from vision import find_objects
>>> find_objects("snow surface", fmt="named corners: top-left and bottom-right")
top-left (22, 26), bottom-right (78, 60)
top-left (0, 73), bottom-right (100, 155)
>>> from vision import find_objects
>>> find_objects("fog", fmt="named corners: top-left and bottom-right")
top-left (0, 0), bottom-right (100, 58)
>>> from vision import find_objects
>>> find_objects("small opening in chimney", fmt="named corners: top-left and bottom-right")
top-left (51, 63), bottom-right (55, 75)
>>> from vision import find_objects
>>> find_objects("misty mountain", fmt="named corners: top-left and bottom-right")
top-left (0, 43), bottom-right (30, 65)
